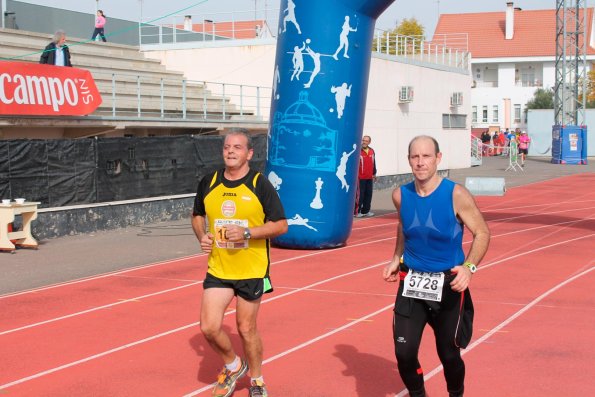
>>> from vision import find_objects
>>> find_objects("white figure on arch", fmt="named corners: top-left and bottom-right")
top-left (304, 39), bottom-right (321, 89)
top-left (333, 15), bottom-right (357, 60)
top-left (310, 177), bottom-right (324, 209)
top-left (288, 214), bottom-right (318, 231)
top-left (291, 42), bottom-right (306, 81)
top-left (336, 143), bottom-right (357, 192)
top-left (330, 82), bottom-right (352, 119)
top-left (282, 0), bottom-right (301, 34)
top-left (268, 171), bottom-right (283, 190)
top-left (273, 65), bottom-right (281, 99)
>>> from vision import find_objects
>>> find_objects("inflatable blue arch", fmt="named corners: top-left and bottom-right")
top-left (266, 0), bottom-right (395, 249)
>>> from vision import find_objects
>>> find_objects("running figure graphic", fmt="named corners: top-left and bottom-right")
top-left (330, 82), bottom-right (352, 119)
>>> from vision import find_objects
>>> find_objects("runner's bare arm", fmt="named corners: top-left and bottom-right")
top-left (191, 214), bottom-right (213, 253)
top-left (450, 185), bottom-right (491, 291)
top-left (384, 188), bottom-right (403, 282)
top-left (223, 219), bottom-right (288, 242)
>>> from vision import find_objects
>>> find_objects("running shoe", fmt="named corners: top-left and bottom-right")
top-left (249, 379), bottom-right (268, 397)
top-left (212, 358), bottom-right (248, 397)
top-left (366, 211), bottom-right (375, 217)
top-left (355, 213), bottom-right (364, 218)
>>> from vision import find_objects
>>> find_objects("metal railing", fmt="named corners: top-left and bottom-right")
top-left (373, 30), bottom-right (470, 72)
top-left (140, 8), bottom-right (280, 46)
top-left (89, 70), bottom-right (272, 122)
top-left (471, 135), bottom-right (483, 165)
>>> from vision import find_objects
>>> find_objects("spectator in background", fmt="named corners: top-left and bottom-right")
top-left (356, 135), bottom-right (377, 217)
top-left (91, 10), bottom-right (107, 42)
top-left (518, 131), bottom-right (531, 167)
top-left (492, 130), bottom-right (500, 156)
top-left (480, 130), bottom-right (491, 156)
top-left (496, 129), bottom-right (506, 156)
top-left (39, 30), bottom-right (72, 67)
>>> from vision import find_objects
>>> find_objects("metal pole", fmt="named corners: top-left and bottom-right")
top-left (1, 0), bottom-right (6, 29)
top-left (138, 0), bottom-right (143, 46)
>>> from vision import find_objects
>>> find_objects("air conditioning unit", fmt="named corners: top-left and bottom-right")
top-left (450, 92), bottom-right (463, 106)
top-left (399, 86), bottom-right (414, 103)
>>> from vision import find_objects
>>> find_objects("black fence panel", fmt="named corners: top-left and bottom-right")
top-left (1, 134), bottom-right (268, 207)
top-left (46, 139), bottom-right (97, 206)
top-left (0, 141), bottom-right (10, 199)
top-left (96, 136), bottom-right (198, 202)
top-left (6, 140), bottom-right (49, 204)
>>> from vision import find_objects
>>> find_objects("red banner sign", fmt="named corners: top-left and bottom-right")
top-left (0, 61), bottom-right (102, 116)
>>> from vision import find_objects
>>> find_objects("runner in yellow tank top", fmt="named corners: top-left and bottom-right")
top-left (191, 130), bottom-right (287, 397)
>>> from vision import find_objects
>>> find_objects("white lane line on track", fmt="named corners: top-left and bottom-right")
top-left (394, 264), bottom-right (595, 397)
top-left (0, 253), bottom-right (207, 299)
top-left (0, 282), bottom-right (202, 336)
top-left (2, 232), bottom-right (593, 391)
top-left (0, 260), bottom-right (390, 391)
top-left (182, 303), bottom-right (395, 397)
top-left (3, 222), bottom-right (592, 336)
top-left (0, 238), bottom-right (397, 335)
top-left (1, 202), bottom-right (591, 300)
top-left (479, 233), bottom-right (595, 270)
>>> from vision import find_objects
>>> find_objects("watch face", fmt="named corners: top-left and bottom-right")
top-left (465, 263), bottom-right (477, 273)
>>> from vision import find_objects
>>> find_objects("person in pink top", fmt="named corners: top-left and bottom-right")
top-left (91, 10), bottom-right (107, 42)
top-left (518, 130), bottom-right (531, 166)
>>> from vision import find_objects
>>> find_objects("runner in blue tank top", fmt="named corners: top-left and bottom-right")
top-left (383, 135), bottom-right (490, 397)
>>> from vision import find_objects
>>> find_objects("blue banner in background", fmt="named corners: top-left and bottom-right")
top-left (266, 0), bottom-right (394, 249)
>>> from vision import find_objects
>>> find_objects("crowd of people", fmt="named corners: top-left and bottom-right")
top-left (479, 128), bottom-right (531, 166)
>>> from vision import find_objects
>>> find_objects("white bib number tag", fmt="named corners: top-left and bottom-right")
top-left (214, 219), bottom-right (249, 249)
top-left (402, 270), bottom-right (445, 302)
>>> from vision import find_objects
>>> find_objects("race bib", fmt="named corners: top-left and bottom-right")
top-left (402, 270), bottom-right (445, 302)
top-left (214, 219), bottom-right (249, 249)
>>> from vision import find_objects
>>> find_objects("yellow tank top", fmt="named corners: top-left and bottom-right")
top-left (204, 171), bottom-right (270, 279)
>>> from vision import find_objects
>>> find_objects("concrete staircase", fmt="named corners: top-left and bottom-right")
top-left (0, 28), bottom-right (245, 120)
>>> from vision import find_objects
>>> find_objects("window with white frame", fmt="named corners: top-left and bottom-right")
top-left (482, 106), bottom-right (488, 122)
top-left (492, 105), bottom-right (499, 123)
top-left (472, 106), bottom-right (477, 123)
top-left (514, 104), bottom-right (521, 122)
top-left (442, 114), bottom-right (467, 129)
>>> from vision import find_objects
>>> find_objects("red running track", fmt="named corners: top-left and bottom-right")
top-left (1, 173), bottom-right (594, 396)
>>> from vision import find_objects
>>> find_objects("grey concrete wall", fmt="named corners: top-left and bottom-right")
top-left (29, 170), bottom-right (447, 240)
top-left (527, 109), bottom-right (594, 156)
top-left (6, 0), bottom-right (139, 45)
top-left (32, 196), bottom-right (194, 240)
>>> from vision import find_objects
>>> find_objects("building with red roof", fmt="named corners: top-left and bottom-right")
top-left (433, 2), bottom-right (595, 131)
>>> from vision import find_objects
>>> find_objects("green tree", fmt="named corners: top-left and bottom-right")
top-left (584, 69), bottom-right (595, 108)
top-left (395, 18), bottom-right (425, 38)
top-left (525, 88), bottom-right (554, 110)
top-left (373, 18), bottom-right (425, 55)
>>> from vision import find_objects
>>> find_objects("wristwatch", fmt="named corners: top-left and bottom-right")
top-left (243, 228), bottom-right (252, 240)
top-left (463, 262), bottom-right (477, 274)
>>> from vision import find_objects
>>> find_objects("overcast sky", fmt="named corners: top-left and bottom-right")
top-left (20, 0), bottom-right (556, 37)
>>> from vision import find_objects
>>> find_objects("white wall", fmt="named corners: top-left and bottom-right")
top-left (144, 43), bottom-right (473, 176)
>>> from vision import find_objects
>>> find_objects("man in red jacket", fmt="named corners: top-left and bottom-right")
top-left (356, 135), bottom-right (377, 217)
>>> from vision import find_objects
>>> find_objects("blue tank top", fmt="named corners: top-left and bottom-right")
top-left (400, 178), bottom-right (464, 272)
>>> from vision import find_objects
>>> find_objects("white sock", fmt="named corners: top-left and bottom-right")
top-left (225, 356), bottom-right (240, 372)
top-left (251, 376), bottom-right (265, 385)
